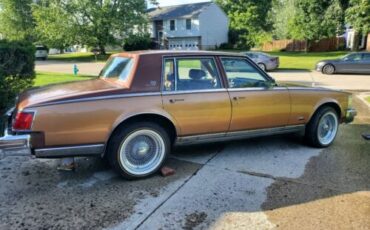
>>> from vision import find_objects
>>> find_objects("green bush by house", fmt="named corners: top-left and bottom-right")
top-left (0, 40), bottom-right (35, 115)
top-left (123, 34), bottom-right (153, 51)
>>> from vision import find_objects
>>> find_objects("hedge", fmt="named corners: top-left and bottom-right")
top-left (123, 34), bottom-right (154, 51)
top-left (0, 40), bottom-right (35, 116)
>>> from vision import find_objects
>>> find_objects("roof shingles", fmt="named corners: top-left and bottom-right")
top-left (148, 2), bottom-right (212, 20)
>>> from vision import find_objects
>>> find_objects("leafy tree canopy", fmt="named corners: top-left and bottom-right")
top-left (216, 0), bottom-right (273, 49)
top-left (0, 0), bottom-right (36, 41)
top-left (288, 0), bottom-right (346, 41)
top-left (345, 0), bottom-right (370, 35)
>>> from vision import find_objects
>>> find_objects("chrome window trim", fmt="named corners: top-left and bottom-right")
top-left (227, 87), bottom-right (288, 92)
top-left (220, 56), bottom-right (276, 88)
top-left (162, 88), bottom-right (228, 95)
top-left (161, 56), bottom-right (225, 93)
top-left (30, 92), bottom-right (162, 108)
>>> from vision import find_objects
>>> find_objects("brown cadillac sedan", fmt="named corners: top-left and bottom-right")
top-left (0, 51), bottom-right (356, 179)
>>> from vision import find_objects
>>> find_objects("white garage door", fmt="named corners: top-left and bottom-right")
top-left (168, 38), bottom-right (199, 50)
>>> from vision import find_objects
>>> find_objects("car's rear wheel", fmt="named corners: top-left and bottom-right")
top-left (305, 107), bottom-right (339, 148)
top-left (107, 122), bottom-right (170, 179)
top-left (258, 63), bottom-right (266, 71)
top-left (322, 64), bottom-right (335, 74)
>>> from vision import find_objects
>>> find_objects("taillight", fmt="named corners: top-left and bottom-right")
top-left (12, 111), bottom-right (34, 131)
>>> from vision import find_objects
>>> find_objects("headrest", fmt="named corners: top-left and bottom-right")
top-left (167, 73), bottom-right (175, 81)
top-left (189, 69), bottom-right (206, 80)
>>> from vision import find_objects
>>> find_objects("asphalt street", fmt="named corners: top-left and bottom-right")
top-left (0, 61), bottom-right (368, 229)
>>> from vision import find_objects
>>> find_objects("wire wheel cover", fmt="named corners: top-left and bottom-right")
top-left (119, 129), bottom-right (165, 175)
top-left (317, 112), bottom-right (338, 145)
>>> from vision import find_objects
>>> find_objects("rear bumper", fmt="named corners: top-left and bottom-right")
top-left (0, 107), bottom-right (32, 158)
top-left (344, 108), bottom-right (357, 123)
top-left (0, 133), bottom-right (32, 158)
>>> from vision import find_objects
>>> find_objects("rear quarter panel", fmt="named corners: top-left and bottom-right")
top-left (30, 95), bottom-right (176, 148)
top-left (288, 88), bottom-right (349, 125)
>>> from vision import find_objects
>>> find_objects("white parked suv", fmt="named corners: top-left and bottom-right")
top-left (35, 45), bottom-right (48, 60)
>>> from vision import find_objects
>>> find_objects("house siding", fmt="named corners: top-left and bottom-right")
top-left (163, 18), bottom-right (201, 38)
top-left (199, 4), bottom-right (228, 49)
top-left (148, 2), bottom-right (228, 50)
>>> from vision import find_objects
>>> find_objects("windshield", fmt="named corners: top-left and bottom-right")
top-left (100, 57), bottom-right (134, 80)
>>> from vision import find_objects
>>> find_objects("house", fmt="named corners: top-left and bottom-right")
top-left (344, 26), bottom-right (369, 51)
top-left (147, 2), bottom-right (228, 50)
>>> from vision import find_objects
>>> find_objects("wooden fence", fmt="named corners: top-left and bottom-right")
top-left (262, 37), bottom-right (345, 52)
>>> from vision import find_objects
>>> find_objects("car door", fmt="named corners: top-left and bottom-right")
top-left (339, 53), bottom-right (363, 73)
top-left (220, 57), bottom-right (291, 132)
top-left (161, 57), bottom-right (231, 136)
top-left (360, 53), bottom-right (370, 73)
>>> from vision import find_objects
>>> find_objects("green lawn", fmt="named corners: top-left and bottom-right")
top-left (48, 50), bottom-right (350, 71)
top-left (266, 51), bottom-right (349, 70)
top-left (366, 97), bottom-right (370, 103)
top-left (48, 52), bottom-right (116, 62)
top-left (34, 72), bottom-right (96, 87)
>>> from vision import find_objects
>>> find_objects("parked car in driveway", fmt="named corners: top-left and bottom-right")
top-left (0, 51), bottom-right (356, 179)
top-left (316, 52), bottom-right (370, 74)
top-left (35, 45), bottom-right (48, 60)
top-left (241, 51), bottom-right (279, 71)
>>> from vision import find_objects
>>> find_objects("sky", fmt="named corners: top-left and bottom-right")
top-left (148, 0), bottom-right (211, 7)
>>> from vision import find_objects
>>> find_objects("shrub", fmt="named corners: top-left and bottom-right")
top-left (0, 40), bottom-right (35, 115)
top-left (123, 34), bottom-right (153, 51)
top-left (218, 43), bottom-right (234, 50)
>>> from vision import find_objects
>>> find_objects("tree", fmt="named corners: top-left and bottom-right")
top-left (271, 0), bottom-right (297, 39)
top-left (216, 0), bottom-right (273, 49)
top-left (32, 0), bottom-right (77, 53)
top-left (62, 0), bottom-right (149, 54)
top-left (287, 0), bottom-right (346, 49)
top-left (345, 0), bottom-right (370, 50)
top-left (0, 0), bottom-right (36, 41)
top-left (0, 40), bottom-right (35, 115)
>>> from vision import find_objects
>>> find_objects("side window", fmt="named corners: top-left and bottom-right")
top-left (221, 58), bottom-right (268, 88)
top-left (170, 20), bottom-right (176, 31)
top-left (346, 53), bottom-right (362, 61)
top-left (163, 58), bottom-right (222, 92)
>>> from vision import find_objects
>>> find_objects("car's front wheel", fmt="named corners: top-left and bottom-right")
top-left (322, 64), bottom-right (335, 75)
top-left (107, 122), bottom-right (170, 179)
top-left (305, 107), bottom-right (339, 148)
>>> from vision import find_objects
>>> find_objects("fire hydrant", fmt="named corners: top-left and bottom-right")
top-left (73, 64), bottom-right (79, 76)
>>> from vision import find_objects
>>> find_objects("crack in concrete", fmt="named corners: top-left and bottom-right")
top-left (134, 146), bottom-right (224, 230)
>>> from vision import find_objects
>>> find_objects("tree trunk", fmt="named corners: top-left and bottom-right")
top-left (99, 44), bottom-right (106, 55)
top-left (351, 32), bottom-right (360, 51)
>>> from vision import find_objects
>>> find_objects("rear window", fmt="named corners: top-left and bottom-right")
top-left (100, 57), bottom-right (134, 81)
top-left (36, 46), bottom-right (47, 51)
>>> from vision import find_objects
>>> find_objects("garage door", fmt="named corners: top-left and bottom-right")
top-left (168, 38), bottom-right (199, 50)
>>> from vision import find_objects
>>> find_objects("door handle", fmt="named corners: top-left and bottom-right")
top-left (233, 96), bottom-right (246, 101)
top-left (169, 98), bottom-right (185, 103)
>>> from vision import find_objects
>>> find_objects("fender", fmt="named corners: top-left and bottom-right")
top-left (106, 108), bottom-right (180, 145)
top-left (308, 97), bottom-right (343, 123)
